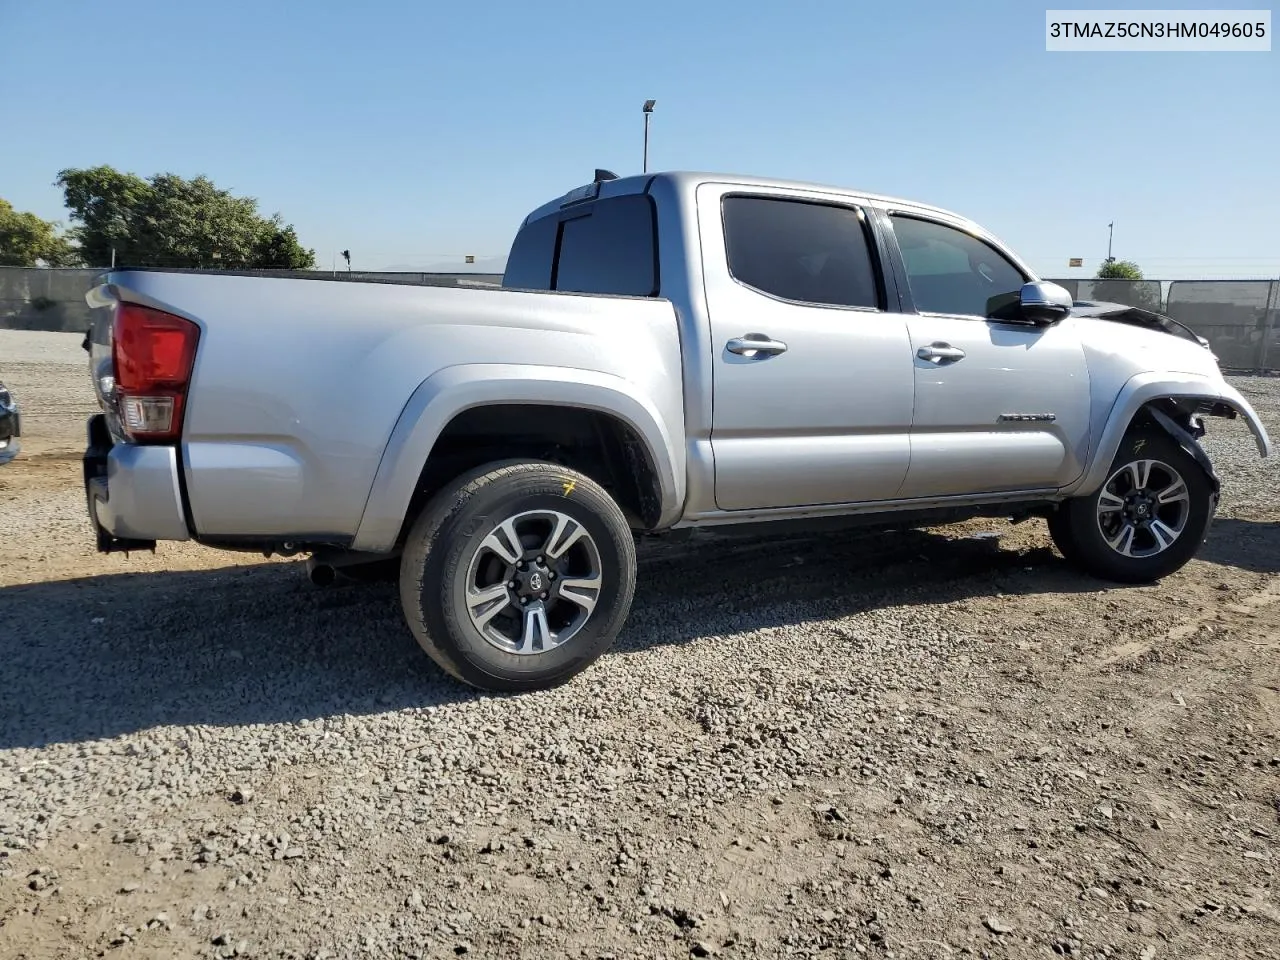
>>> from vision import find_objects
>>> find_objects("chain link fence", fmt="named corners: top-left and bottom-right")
top-left (1046, 277), bottom-right (1280, 372)
top-left (5, 267), bottom-right (1279, 373)
top-left (1165, 280), bottom-right (1278, 372)
top-left (1045, 278), bottom-right (1164, 311)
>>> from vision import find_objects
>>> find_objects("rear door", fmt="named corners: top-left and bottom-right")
top-left (698, 183), bottom-right (916, 511)
top-left (883, 212), bottom-right (1092, 499)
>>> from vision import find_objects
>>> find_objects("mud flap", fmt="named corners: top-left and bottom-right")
top-left (1144, 405), bottom-right (1221, 527)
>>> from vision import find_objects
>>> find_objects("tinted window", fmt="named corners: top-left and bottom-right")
top-left (502, 214), bottom-right (558, 290)
top-left (890, 215), bottom-right (1025, 318)
top-left (722, 196), bottom-right (879, 309)
top-left (554, 194), bottom-right (658, 296)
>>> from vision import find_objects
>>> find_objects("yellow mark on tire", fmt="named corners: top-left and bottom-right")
top-left (1133, 438), bottom-right (1147, 453)
top-left (562, 480), bottom-right (576, 496)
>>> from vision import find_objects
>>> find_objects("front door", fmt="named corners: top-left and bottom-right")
top-left (699, 185), bottom-right (916, 511)
top-left (885, 213), bottom-right (1092, 499)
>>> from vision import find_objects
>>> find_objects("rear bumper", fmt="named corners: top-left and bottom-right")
top-left (83, 414), bottom-right (190, 552)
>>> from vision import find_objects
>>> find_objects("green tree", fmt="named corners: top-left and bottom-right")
top-left (1091, 259), bottom-right (1161, 311)
top-left (55, 166), bottom-right (315, 269)
top-left (1096, 259), bottom-right (1143, 280)
top-left (54, 166), bottom-right (149, 267)
top-left (0, 198), bottom-right (78, 266)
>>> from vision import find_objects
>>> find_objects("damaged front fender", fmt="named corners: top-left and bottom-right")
top-left (1063, 373), bottom-right (1271, 498)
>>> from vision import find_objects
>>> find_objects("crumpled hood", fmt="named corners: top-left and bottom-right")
top-left (1070, 299), bottom-right (1205, 344)
top-left (1072, 300), bottom-right (1222, 379)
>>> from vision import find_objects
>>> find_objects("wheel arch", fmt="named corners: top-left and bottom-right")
top-left (350, 364), bottom-right (685, 553)
top-left (1063, 373), bottom-right (1270, 498)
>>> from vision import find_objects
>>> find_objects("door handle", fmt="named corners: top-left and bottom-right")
top-left (727, 333), bottom-right (788, 357)
top-left (917, 342), bottom-right (967, 363)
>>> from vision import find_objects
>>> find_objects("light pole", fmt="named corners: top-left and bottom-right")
top-left (642, 99), bottom-right (656, 173)
top-left (1106, 222), bottom-right (1115, 263)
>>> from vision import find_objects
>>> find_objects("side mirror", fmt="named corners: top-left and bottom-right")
top-left (1018, 281), bottom-right (1073, 324)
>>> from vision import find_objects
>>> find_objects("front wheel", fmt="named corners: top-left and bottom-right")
top-left (1048, 430), bottom-right (1216, 584)
top-left (398, 461), bottom-right (637, 691)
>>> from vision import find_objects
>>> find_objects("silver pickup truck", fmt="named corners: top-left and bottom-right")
top-left (81, 169), bottom-right (1271, 691)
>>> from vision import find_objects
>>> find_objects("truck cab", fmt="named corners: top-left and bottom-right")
top-left (500, 171), bottom-right (1261, 522)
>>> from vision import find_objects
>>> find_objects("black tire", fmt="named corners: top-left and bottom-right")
top-left (1049, 429), bottom-right (1215, 584)
top-left (398, 460), bottom-right (637, 691)
top-left (1046, 506), bottom-right (1083, 567)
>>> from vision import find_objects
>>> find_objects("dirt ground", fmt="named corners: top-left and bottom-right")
top-left (1, 333), bottom-right (1277, 960)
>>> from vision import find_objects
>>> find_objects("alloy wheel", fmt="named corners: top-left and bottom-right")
top-left (1095, 458), bottom-right (1191, 559)
top-left (462, 510), bottom-right (604, 655)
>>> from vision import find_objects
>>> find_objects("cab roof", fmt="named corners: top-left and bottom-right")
top-left (519, 169), bottom-right (972, 228)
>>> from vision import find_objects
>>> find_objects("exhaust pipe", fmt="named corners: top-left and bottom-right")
top-left (306, 558), bottom-right (337, 587)
top-left (304, 549), bottom-right (401, 586)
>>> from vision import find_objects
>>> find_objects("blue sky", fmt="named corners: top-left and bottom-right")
top-left (1, 0), bottom-right (1276, 278)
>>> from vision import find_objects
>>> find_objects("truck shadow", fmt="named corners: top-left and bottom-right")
top-left (0, 560), bottom-right (461, 751)
top-left (5, 516), bottom-right (1263, 750)
top-left (1196, 517), bottom-right (1280, 574)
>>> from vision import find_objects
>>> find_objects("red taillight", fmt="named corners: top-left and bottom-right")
top-left (111, 303), bottom-right (199, 442)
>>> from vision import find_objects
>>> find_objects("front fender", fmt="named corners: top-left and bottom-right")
top-left (350, 363), bottom-right (685, 553)
top-left (1062, 372), bottom-right (1271, 497)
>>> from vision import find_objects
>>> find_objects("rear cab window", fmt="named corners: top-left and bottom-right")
top-left (501, 215), bottom-right (558, 290)
top-left (502, 192), bottom-right (659, 297)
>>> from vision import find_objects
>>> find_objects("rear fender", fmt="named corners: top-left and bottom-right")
top-left (350, 363), bottom-right (684, 553)
top-left (1063, 373), bottom-right (1270, 498)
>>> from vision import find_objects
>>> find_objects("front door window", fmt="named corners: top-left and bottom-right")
top-left (889, 215), bottom-right (1025, 319)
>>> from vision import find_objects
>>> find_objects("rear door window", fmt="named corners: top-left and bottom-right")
top-left (721, 196), bottom-right (881, 309)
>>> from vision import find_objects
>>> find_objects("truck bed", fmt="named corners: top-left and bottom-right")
top-left (87, 270), bottom-right (685, 546)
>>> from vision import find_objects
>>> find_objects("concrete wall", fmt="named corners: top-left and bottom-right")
top-left (0, 268), bottom-right (109, 334)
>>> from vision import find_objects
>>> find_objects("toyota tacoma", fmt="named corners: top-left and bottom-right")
top-left (80, 170), bottom-right (1271, 691)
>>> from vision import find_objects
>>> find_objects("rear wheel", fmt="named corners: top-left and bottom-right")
top-left (398, 461), bottom-right (637, 691)
top-left (1049, 429), bottom-right (1215, 584)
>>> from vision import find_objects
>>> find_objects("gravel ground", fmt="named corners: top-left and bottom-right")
top-left (1, 332), bottom-right (1278, 960)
